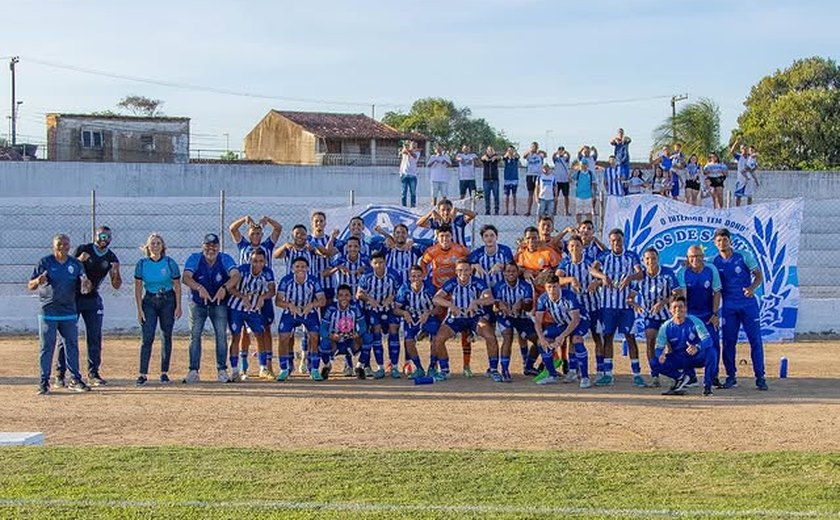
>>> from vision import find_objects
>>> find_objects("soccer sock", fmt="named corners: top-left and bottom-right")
top-left (372, 337), bottom-right (384, 366)
top-left (266, 351), bottom-right (273, 370)
top-left (519, 345), bottom-right (529, 365)
top-left (461, 333), bottom-right (471, 367)
top-left (257, 351), bottom-right (267, 368)
top-left (344, 353), bottom-right (353, 368)
top-left (388, 334), bottom-right (401, 366)
top-left (429, 354), bottom-right (438, 371)
top-left (320, 351), bottom-right (331, 366)
top-left (240, 351), bottom-right (249, 372)
top-left (279, 355), bottom-right (290, 371)
top-left (230, 356), bottom-right (239, 369)
top-left (630, 358), bottom-right (641, 376)
top-left (568, 352), bottom-right (578, 373)
top-left (541, 351), bottom-right (559, 377)
top-left (500, 356), bottom-right (511, 375)
top-left (359, 344), bottom-right (372, 366)
top-left (411, 355), bottom-right (424, 371)
top-left (488, 356), bottom-right (499, 372)
top-left (310, 352), bottom-right (320, 371)
top-left (439, 358), bottom-right (450, 374)
top-left (604, 357), bottom-right (614, 376)
top-left (596, 354), bottom-right (605, 375)
top-left (574, 342), bottom-right (589, 379)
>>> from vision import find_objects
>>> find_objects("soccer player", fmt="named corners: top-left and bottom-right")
top-left (308, 212), bottom-right (336, 302)
top-left (29, 234), bottom-right (93, 395)
top-left (523, 141), bottom-right (545, 217)
top-left (455, 144), bottom-right (478, 199)
top-left (603, 155), bottom-right (626, 197)
top-left (357, 252), bottom-right (402, 379)
top-left (182, 233), bottom-right (240, 384)
top-left (325, 236), bottom-right (369, 295)
top-left (533, 275), bottom-right (592, 388)
top-left (628, 248), bottom-right (678, 387)
top-left (675, 244), bottom-right (723, 393)
top-left (417, 198), bottom-right (476, 247)
top-left (552, 146), bottom-right (572, 216)
top-left (492, 262), bottom-right (537, 382)
top-left (515, 226), bottom-right (562, 296)
top-left (712, 228), bottom-right (768, 390)
top-left (469, 224), bottom-right (514, 289)
top-left (275, 256), bottom-right (326, 381)
top-left (56, 225), bottom-right (121, 386)
top-left (536, 216), bottom-right (566, 253)
top-left (332, 216), bottom-right (372, 258)
top-left (431, 259), bottom-right (498, 381)
top-left (589, 228), bottom-right (643, 387)
top-left (652, 297), bottom-right (717, 396)
top-left (502, 146), bottom-right (520, 215)
top-left (320, 284), bottom-right (367, 379)
top-left (375, 223), bottom-right (428, 287)
top-left (226, 249), bottom-right (276, 382)
top-left (577, 220), bottom-right (606, 263)
top-left (557, 235), bottom-right (602, 382)
top-left (273, 224), bottom-right (315, 275)
top-left (395, 265), bottom-right (439, 379)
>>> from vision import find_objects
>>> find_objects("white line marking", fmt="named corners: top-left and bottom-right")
top-left (0, 498), bottom-right (837, 518)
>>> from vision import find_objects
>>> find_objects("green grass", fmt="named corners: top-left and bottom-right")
top-left (0, 448), bottom-right (838, 519)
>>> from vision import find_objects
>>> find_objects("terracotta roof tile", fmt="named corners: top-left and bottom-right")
top-left (273, 110), bottom-right (425, 141)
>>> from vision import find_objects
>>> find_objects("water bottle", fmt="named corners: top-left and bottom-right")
top-left (414, 376), bottom-right (435, 385)
top-left (779, 356), bottom-right (788, 379)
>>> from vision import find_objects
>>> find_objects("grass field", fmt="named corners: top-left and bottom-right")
top-left (1, 448), bottom-right (839, 519)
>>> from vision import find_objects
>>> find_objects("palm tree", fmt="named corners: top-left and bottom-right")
top-left (652, 97), bottom-right (723, 161)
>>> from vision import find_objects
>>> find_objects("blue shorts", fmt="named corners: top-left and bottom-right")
top-left (444, 316), bottom-right (479, 334)
top-left (366, 309), bottom-right (400, 330)
top-left (320, 338), bottom-right (358, 355)
top-left (643, 317), bottom-right (666, 331)
top-left (544, 320), bottom-right (590, 340)
top-left (587, 309), bottom-right (603, 334)
top-left (260, 303), bottom-right (275, 326)
top-left (230, 309), bottom-right (264, 335)
top-left (498, 316), bottom-right (536, 337)
top-left (602, 308), bottom-right (635, 336)
top-left (404, 316), bottom-right (441, 340)
top-left (278, 311), bottom-right (320, 333)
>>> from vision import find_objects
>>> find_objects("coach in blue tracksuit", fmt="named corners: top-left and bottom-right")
top-left (651, 296), bottom-right (717, 396)
top-left (712, 228), bottom-right (767, 391)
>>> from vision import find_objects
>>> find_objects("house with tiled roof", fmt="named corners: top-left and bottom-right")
top-left (244, 110), bottom-right (426, 166)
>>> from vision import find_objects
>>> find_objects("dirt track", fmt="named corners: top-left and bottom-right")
top-left (0, 336), bottom-right (838, 451)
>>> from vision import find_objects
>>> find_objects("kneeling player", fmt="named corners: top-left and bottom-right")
top-left (275, 256), bottom-right (326, 381)
top-left (357, 252), bottom-right (402, 379)
top-left (431, 259), bottom-right (498, 381)
top-left (534, 275), bottom-right (592, 388)
top-left (652, 296), bottom-right (717, 396)
top-left (492, 262), bottom-right (538, 383)
top-left (227, 249), bottom-right (276, 381)
top-left (395, 265), bottom-right (438, 379)
top-left (320, 284), bottom-right (367, 379)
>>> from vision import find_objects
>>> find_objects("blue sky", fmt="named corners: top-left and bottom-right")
top-left (1, 0), bottom-right (838, 159)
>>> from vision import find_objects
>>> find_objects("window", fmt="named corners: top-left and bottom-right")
top-left (140, 135), bottom-right (154, 152)
top-left (81, 130), bottom-right (104, 149)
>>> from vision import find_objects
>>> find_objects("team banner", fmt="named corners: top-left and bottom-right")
top-left (323, 204), bottom-right (473, 247)
top-left (604, 195), bottom-right (804, 341)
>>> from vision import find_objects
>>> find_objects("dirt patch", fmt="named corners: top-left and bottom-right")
top-left (0, 336), bottom-right (838, 451)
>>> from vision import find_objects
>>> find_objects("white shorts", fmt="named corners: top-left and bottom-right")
top-left (735, 179), bottom-right (757, 198)
top-left (575, 196), bottom-right (593, 213)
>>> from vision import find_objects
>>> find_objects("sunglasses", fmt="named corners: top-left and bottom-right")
top-left (97, 233), bottom-right (111, 241)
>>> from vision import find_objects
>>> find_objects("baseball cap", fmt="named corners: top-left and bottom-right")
top-left (203, 233), bottom-right (220, 245)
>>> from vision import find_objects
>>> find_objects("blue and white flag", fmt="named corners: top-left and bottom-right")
top-left (604, 195), bottom-right (803, 341)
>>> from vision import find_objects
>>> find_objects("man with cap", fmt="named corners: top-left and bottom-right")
top-left (55, 225), bottom-right (122, 387)
top-left (182, 233), bottom-right (240, 383)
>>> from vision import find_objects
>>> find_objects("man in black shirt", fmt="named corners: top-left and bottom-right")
top-left (56, 226), bottom-right (122, 386)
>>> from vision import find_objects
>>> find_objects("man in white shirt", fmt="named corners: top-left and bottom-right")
top-left (399, 141), bottom-right (421, 208)
top-left (427, 144), bottom-right (452, 206)
top-left (455, 144), bottom-right (478, 199)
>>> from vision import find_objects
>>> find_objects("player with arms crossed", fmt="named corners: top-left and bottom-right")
top-left (492, 262), bottom-right (538, 382)
top-left (275, 256), bottom-right (326, 381)
top-left (395, 265), bottom-right (439, 379)
top-left (356, 251), bottom-right (403, 379)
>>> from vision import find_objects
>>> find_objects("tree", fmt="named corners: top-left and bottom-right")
top-left (220, 151), bottom-right (240, 161)
top-left (732, 56), bottom-right (840, 170)
top-left (382, 97), bottom-right (514, 152)
top-left (652, 97), bottom-right (722, 161)
top-left (117, 95), bottom-right (165, 117)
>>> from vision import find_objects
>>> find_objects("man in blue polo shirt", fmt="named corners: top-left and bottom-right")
top-left (712, 228), bottom-right (767, 390)
top-left (29, 233), bottom-right (93, 395)
top-left (182, 233), bottom-right (240, 384)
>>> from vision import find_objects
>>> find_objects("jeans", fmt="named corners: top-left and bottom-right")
top-left (400, 175), bottom-right (417, 207)
top-left (140, 291), bottom-right (176, 375)
top-left (459, 179), bottom-right (476, 199)
top-left (188, 301), bottom-right (229, 371)
top-left (483, 179), bottom-right (499, 214)
top-left (57, 295), bottom-right (103, 376)
top-left (39, 317), bottom-right (82, 383)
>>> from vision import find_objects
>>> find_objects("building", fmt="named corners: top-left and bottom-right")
top-left (46, 113), bottom-right (190, 163)
top-left (244, 110), bottom-right (426, 166)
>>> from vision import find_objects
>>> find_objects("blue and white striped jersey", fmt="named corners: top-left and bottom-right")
top-left (357, 268), bottom-right (402, 311)
top-left (468, 244), bottom-right (514, 288)
top-left (308, 234), bottom-right (334, 290)
top-left (491, 278), bottom-right (534, 318)
top-left (279, 245), bottom-right (313, 276)
top-left (536, 288), bottom-right (587, 325)
top-left (321, 301), bottom-right (365, 335)
top-left (596, 250), bottom-right (641, 309)
top-left (329, 254), bottom-right (369, 295)
top-left (440, 276), bottom-right (489, 319)
top-left (604, 166), bottom-right (625, 196)
top-left (430, 214), bottom-right (469, 246)
top-left (633, 265), bottom-right (678, 320)
top-left (276, 273), bottom-right (323, 311)
top-left (557, 256), bottom-right (600, 313)
top-left (583, 241), bottom-right (605, 264)
top-left (236, 237), bottom-right (276, 265)
top-left (335, 236), bottom-right (371, 258)
top-left (228, 264), bottom-right (275, 313)
top-left (385, 244), bottom-right (427, 285)
top-left (395, 281), bottom-right (436, 319)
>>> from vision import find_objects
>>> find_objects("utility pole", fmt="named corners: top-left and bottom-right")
top-left (670, 94), bottom-right (688, 144)
top-left (371, 104), bottom-right (376, 120)
top-left (10, 56), bottom-right (19, 146)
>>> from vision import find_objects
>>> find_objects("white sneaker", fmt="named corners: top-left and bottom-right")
top-left (231, 368), bottom-right (241, 382)
top-left (182, 370), bottom-right (200, 384)
top-left (579, 377), bottom-right (592, 389)
top-left (537, 375), bottom-right (559, 385)
top-left (342, 365), bottom-right (354, 377)
top-left (297, 356), bottom-right (307, 375)
top-left (563, 371), bottom-right (579, 384)
top-left (217, 369), bottom-right (230, 383)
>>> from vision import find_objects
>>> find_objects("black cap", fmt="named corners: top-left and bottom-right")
top-left (203, 233), bottom-right (220, 245)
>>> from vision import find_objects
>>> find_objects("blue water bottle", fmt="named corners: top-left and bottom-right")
top-left (414, 376), bottom-right (435, 385)
top-left (779, 356), bottom-right (788, 379)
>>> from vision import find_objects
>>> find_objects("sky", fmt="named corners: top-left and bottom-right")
top-left (1, 0), bottom-right (838, 160)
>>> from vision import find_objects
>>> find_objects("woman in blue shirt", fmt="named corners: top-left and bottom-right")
top-left (133, 233), bottom-right (182, 386)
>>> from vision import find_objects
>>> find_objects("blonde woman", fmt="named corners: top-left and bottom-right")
top-left (133, 233), bottom-right (182, 386)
